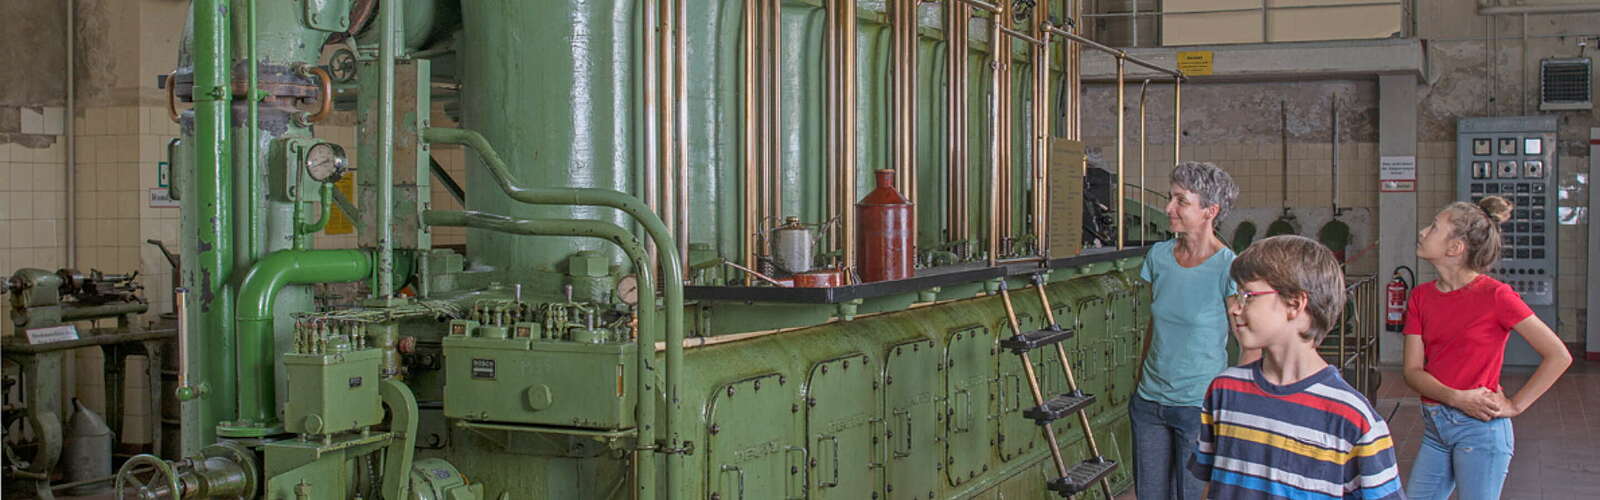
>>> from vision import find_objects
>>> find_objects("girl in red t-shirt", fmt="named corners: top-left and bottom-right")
top-left (1401, 196), bottom-right (1572, 500)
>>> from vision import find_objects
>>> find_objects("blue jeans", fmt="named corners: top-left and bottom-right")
top-left (1406, 404), bottom-right (1515, 500)
top-left (1129, 395), bottom-right (1205, 500)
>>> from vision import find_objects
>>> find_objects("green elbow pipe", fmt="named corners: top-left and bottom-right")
top-left (421, 127), bottom-right (686, 482)
top-left (234, 249), bottom-right (374, 426)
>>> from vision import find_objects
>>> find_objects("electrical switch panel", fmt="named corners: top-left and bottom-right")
top-left (1456, 116), bottom-right (1559, 364)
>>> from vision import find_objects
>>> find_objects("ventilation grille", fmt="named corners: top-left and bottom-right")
top-left (1541, 58), bottom-right (1592, 111)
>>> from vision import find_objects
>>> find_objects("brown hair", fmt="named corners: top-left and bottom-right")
top-left (1440, 195), bottom-right (1513, 271)
top-left (1229, 235), bottom-right (1346, 343)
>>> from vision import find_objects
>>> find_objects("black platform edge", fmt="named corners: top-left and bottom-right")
top-left (685, 246), bottom-right (1151, 304)
top-left (999, 326), bottom-right (1075, 354)
top-left (1046, 458), bottom-right (1118, 497)
top-left (1022, 392), bottom-right (1095, 425)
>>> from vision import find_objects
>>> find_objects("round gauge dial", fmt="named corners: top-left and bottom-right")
top-left (616, 274), bottom-right (640, 306)
top-left (305, 142), bottom-right (348, 182)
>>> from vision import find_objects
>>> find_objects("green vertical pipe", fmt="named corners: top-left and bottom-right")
top-left (246, 0), bottom-right (261, 262)
top-left (375, 0), bottom-right (399, 297)
top-left (191, 0), bottom-right (236, 443)
top-left (421, 209), bottom-right (658, 498)
top-left (234, 249), bottom-right (374, 426)
top-left (420, 126), bottom-right (684, 495)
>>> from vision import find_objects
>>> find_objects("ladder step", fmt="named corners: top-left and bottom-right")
top-left (1047, 458), bottom-right (1118, 497)
top-left (1023, 392), bottom-right (1096, 425)
top-left (999, 326), bottom-right (1075, 354)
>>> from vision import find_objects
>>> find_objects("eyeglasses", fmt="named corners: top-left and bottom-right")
top-left (1229, 289), bottom-right (1278, 306)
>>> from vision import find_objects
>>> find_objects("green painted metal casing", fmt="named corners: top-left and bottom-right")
top-left (281, 348), bottom-right (383, 435)
top-left (441, 336), bottom-right (636, 429)
top-left (417, 262), bottom-right (1149, 499)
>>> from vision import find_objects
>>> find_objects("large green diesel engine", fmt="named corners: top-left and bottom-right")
top-left (102, 0), bottom-right (1187, 498)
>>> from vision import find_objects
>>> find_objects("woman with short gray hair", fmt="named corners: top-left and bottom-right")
top-left (1130, 161), bottom-right (1255, 500)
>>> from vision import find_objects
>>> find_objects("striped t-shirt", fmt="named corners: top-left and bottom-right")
top-left (1188, 362), bottom-right (1404, 500)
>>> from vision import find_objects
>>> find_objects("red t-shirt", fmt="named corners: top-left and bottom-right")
top-left (1402, 275), bottom-right (1534, 404)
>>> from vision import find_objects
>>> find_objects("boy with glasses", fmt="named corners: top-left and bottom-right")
top-left (1188, 235), bottom-right (1404, 499)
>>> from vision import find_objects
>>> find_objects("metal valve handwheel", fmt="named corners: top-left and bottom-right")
top-left (115, 454), bottom-right (182, 500)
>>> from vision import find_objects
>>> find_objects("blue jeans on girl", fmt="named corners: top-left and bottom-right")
top-left (1405, 403), bottom-right (1515, 500)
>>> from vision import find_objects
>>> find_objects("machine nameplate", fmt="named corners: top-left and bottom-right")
top-left (471, 359), bottom-right (496, 379)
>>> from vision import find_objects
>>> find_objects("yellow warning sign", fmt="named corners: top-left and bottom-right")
top-left (325, 173), bottom-right (356, 235)
top-left (1176, 51), bottom-right (1213, 76)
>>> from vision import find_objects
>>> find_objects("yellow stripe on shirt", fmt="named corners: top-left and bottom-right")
top-left (1214, 423), bottom-right (1394, 465)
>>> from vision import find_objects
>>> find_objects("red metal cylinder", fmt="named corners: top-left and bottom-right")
top-left (856, 169), bottom-right (914, 282)
top-left (793, 269), bottom-right (843, 288)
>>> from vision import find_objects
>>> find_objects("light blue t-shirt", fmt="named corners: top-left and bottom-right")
top-left (1136, 239), bottom-right (1237, 408)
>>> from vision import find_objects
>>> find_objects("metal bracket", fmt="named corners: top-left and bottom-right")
top-left (657, 440), bottom-right (695, 456)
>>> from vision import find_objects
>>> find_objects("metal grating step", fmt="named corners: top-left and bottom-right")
top-left (999, 325), bottom-right (1075, 354)
top-left (1023, 392), bottom-right (1095, 425)
top-left (1047, 458), bottom-right (1118, 497)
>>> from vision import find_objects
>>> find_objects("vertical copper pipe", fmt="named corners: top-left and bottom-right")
top-left (892, 0), bottom-right (917, 260)
top-left (755, 0), bottom-right (771, 235)
top-left (676, 0), bottom-right (690, 280)
top-left (1115, 56), bottom-right (1125, 250)
top-left (986, 5), bottom-right (1003, 265)
top-left (841, 0), bottom-right (858, 278)
top-left (1033, 1), bottom-right (1050, 255)
top-left (956, 4), bottom-right (970, 246)
top-left (742, 0), bottom-right (759, 284)
top-left (659, 0), bottom-right (677, 273)
top-left (767, 0), bottom-right (783, 226)
top-left (824, 0), bottom-right (839, 264)
top-left (1174, 78), bottom-right (1182, 164)
top-left (643, 0), bottom-right (660, 270)
top-left (1138, 79), bottom-right (1150, 243)
top-left (945, 1), bottom-right (968, 246)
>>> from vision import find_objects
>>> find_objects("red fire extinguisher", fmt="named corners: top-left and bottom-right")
top-left (1385, 266), bottom-right (1415, 333)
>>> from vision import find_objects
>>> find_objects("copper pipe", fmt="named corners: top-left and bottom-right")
top-left (643, 0), bottom-right (660, 269)
top-left (955, 4), bottom-right (970, 246)
top-left (944, 0), bottom-right (965, 245)
top-left (742, 0), bottom-right (758, 284)
top-left (955, 0), bottom-right (1001, 13)
top-left (1174, 78), bottom-right (1182, 164)
top-left (675, 0), bottom-right (689, 282)
top-left (165, 71), bottom-right (181, 123)
top-left (1032, 1), bottom-right (1050, 255)
top-left (839, 0), bottom-right (858, 280)
top-left (1115, 56), bottom-right (1125, 250)
top-left (659, 0), bottom-right (677, 282)
top-left (722, 260), bottom-right (789, 287)
top-left (765, 0), bottom-right (782, 229)
top-left (986, 5), bottom-right (1002, 266)
top-left (1138, 79), bottom-right (1150, 243)
top-left (305, 66), bottom-right (334, 123)
top-left (823, 0), bottom-right (839, 265)
top-left (893, 0), bottom-right (916, 255)
top-left (755, 0), bottom-right (771, 239)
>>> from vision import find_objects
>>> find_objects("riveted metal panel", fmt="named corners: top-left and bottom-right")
top-left (995, 313), bottom-right (1044, 463)
top-left (706, 373), bottom-right (804, 500)
top-left (883, 338), bottom-right (939, 500)
top-left (806, 353), bottom-right (878, 498)
top-left (943, 325), bottom-right (994, 486)
top-left (1105, 292), bottom-right (1139, 408)
top-left (1071, 297), bottom-right (1111, 422)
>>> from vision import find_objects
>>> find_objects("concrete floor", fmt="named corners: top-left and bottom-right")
top-left (1118, 357), bottom-right (1600, 500)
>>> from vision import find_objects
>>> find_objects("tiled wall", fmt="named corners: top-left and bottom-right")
top-left (1, 113), bottom-right (68, 338)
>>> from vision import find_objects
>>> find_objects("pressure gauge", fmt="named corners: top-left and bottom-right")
top-left (616, 274), bottom-right (640, 306)
top-left (305, 142), bottom-right (348, 182)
